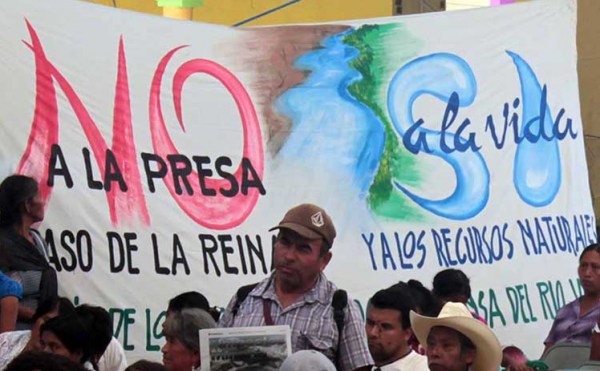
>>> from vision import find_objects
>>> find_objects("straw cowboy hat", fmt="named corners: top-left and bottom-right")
top-left (410, 302), bottom-right (502, 371)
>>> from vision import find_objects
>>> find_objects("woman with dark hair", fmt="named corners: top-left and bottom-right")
top-left (0, 175), bottom-right (57, 330)
top-left (40, 313), bottom-right (94, 368)
top-left (544, 243), bottom-right (600, 354)
top-left (0, 297), bottom-right (74, 369)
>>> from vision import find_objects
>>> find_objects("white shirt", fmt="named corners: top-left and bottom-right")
top-left (375, 350), bottom-right (429, 371)
top-left (0, 331), bottom-right (31, 371)
top-left (98, 338), bottom-right (128, 371)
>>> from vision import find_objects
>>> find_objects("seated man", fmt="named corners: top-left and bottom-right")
top-left (366, 285), bottom-right (428, 371)
top-left (411, 302), bottom-right (502, 371)
top-left (545, 243), bottom-right (600, 354)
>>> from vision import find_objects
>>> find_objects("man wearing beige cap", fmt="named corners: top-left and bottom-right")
top-left (219, 204), bottom-right (373, 371)
top-left (410, 302), bottom-right (502, 371)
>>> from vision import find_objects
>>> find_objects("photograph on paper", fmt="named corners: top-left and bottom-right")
top-left (200, 325), bottom-right (292, 371)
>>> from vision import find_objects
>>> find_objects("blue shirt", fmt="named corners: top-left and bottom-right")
top-left (0, 272), bottom-right (22, 300)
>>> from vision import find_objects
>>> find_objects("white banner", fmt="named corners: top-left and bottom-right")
top-left (0, 0), bottom-right (591, 360)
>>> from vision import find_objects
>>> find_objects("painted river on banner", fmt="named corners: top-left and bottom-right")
top-left (275, 30), bottom-right (386, 198)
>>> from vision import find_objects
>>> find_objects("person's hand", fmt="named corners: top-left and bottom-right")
top-left (23, 316), bottom-right (46, 352)
top-left (17, 305), bottom-right (35, 321)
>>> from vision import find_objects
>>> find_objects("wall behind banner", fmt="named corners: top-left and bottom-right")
top-left (578, 0), bottom-right (600, 218)
top-left (447, 0), bottom-right (530, 11)
top-left (80, 0), bottom-right (392, 25)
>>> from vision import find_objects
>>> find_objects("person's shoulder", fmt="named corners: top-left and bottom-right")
top-left (556, 297), bottom-right (580, 316)
top-left (223, 276), bottom-right (272, 311)
top-left (98, 337), bottom-right (128, 371)
top-left (405, 351), bottom-right (428, 371)
top-left (0, 273), bottom-right (22, 298)
top-left (408, 351), bottom-right (427, 362)
top-left (319, 273), bottom-right (335, 289)
top-left (252, 276), bottom-right (272, 293)
top-left (321, 274), bottom-right (351, 300)
top-left (241, 276), bottom-right (273, 302)
top-left (106, 337), bottom-right (125, 354)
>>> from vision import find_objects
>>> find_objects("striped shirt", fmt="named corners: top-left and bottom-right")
top-left (219, 273), bottom-right (373, 371)
top-left (544, 297), bottom-right (600, 344)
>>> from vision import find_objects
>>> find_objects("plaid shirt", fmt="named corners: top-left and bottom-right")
top-left (219, 273), bottom-right (373, 371)
top-left (544, 297), bottom-right (600, 344)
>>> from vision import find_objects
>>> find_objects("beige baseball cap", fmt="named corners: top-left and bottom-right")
top-left (269, 204), bottom-right (337, 247)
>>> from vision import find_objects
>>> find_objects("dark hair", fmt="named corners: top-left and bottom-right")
top-left (0, 175), bottom-right (39, 227)
top-left (580, 243), bottom-right (600, 262)
top-left (432, 269), bottom-right (472, 301)
top-left (369, 286), bottom-right (416, 329)
top-left (168, 292), bottom-right (209, 313)
top-left (5, 351), bottom-right (88, 371)
top-left (40, 313), bottom-right (94, 367)
top-left (125, 360), bottom-right (167, 371)
top-left (32, 297), bottom-right (75, 323)
top-left (168, 292), bottom-right (220, 322)
top-left (405, 280), bottom-right (442, 317)
top-left (75, 305), bottom-right (113, 360)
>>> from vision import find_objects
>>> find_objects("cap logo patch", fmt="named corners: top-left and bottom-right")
top-left (311, 211), bottom-right (324, 227)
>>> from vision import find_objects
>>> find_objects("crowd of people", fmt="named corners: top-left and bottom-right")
top-left (0, 174), bottom-right (599, 371)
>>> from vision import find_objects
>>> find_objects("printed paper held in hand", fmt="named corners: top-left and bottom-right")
top-left (199, 325), bottom-right (292, 371)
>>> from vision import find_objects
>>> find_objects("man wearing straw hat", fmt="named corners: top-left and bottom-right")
top-left (410, 302), bottom-right (502, 371)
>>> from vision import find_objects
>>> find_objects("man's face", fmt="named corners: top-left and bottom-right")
top-left (578, 250), bottom-right (600, 296)
top-left (426, 327), bottom-right (475, 371)
top-left (273, 229), bottom-right (331, 292)
top-left (366, 306), bottom-right (412, 366)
